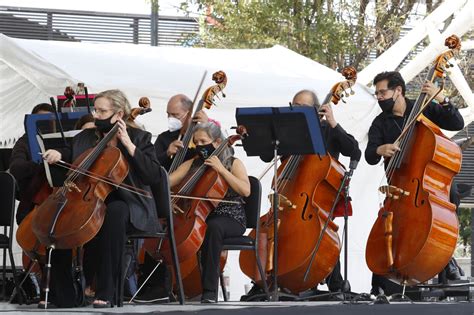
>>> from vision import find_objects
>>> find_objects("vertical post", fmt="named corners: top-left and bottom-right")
top-left (132, 18), bottom-right (139, 44)
top-left (47, 12), bottom-right (53, 40)
top-left (150, 0), bottom-right (159, 46)
top-left (471, 206), bottom-right (473, 279)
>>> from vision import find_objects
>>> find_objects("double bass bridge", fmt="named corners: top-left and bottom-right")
top-left (379, 185), bottom-right (410, 200)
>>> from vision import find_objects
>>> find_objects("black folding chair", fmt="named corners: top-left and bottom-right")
top-left (117, 166), bottom-right (184, 306)
top-left (219, 176), bottom-right (270, 301)
top-left (0, 171), bottom-right (23, 302)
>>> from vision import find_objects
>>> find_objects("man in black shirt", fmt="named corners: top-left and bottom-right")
top-left (364, 71), bottom-right (464, 295)
top-left (293, 90), bottom-right (360, 295)
top-left (154, 94), bottom-right (208, 171)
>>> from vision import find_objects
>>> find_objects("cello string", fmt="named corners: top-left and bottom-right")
top-left (53, 162), bottom-right (152, 198)
top-left (385, 88), bottom-right (441, 184)
top-left (383, 70), bottom-right (440, 183)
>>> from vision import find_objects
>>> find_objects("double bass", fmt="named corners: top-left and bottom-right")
top-left (240, 66), bottom-right (358, 293)
top-left (365, 35), bottom-right (462, 285)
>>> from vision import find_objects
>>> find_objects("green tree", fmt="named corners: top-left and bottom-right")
top-left (180, 0), bottom-right (435, 69)
top-left (458, 207), bottom-right (472, 256)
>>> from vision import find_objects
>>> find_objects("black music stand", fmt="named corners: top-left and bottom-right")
top-left (236, 106), bottom-right (326, 301)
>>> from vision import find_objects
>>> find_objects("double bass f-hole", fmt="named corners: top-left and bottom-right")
top-left (300, 192), bottom-right (313, 221)
top-left (411, 178), bottom-right (425, 207)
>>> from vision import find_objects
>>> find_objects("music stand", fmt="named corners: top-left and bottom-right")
top-left (236, 106), bottom-right (326, 301)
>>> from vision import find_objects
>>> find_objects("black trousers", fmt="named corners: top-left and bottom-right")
top-left (200, 215), bottom-right (245, 294)
top-left (47, 199), bottom-right (130, 307)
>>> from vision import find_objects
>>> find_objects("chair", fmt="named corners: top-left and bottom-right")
top-left (219, 176), bottom-right (270, 301)
top-left (117, 166), bottom-right (184, 306)
top-left (0, 171), bottom-right (23, 302)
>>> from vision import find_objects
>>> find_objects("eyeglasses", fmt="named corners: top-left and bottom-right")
top-left (92, 108), bottom-right (114, 115)
top-left (373, 88), bottom-right (394, 97)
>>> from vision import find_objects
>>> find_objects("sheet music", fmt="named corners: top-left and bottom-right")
top-left (36, 134), bottom-right (53, 188)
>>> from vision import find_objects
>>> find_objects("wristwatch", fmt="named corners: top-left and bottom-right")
top-left (439, 96), bottom-right (450, 106)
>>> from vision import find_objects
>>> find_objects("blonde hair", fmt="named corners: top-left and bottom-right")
top-left (94, 89), bottom-right (140, 129)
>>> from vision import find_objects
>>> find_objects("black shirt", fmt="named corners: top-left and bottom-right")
top-left (154, 129), bottom-right (196, 171)
top-left (320, 120), bottom-right (360, 160)
top-left (365, 98), bottom-right (464, 166)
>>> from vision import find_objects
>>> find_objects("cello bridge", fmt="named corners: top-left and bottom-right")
top-left (172, 205), bottom-right (185, 215)
top-left (65, 182), bottom-right (81, 193)
top-left (379, 185), bottom-right (410, 199)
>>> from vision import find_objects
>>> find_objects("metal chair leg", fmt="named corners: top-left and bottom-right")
top-left (219, 272), bottom-right (228, 302)
top-left (2, 248), bottom-right (6, 301)
top-left (255, 252), bottom-right (270, 300)
top-left (7, 247), bottom-right (24, 304)
top-left (9, 259), bottom-right (37, 304)
top-left (168, 226), bottom-right (184, 305)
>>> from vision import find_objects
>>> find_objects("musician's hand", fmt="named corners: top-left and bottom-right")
top-left (204, 156), bottom-right (226, 174)
top-left (167, 140), bottom-right (184, 156)
top-left (117, 118), bottom-right (136, 156)
top-left (376, 144), bottom-right (400, 157)
top-left (319, 103), bottom-right (337, 128)
top-left (193, 110), bottom-right (209, 123)
top-left (42, 149), bottom-right (62, 164)
top-left (421, 81), bottom-right (445, 103)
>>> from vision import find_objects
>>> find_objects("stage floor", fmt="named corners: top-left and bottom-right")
top-left (1, 300), bottom-right (472, 315)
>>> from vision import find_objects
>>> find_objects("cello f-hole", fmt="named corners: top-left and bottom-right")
top-left (411, 178), bottom-right (425, 207)
top-left (82, 183), bottom-right (93, 202)
top-left (300, 192), bottom-right (313, 221)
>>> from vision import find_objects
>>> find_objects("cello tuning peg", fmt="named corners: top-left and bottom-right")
top-left (350, 89), bottom-right (355, 95)
top-left (222, 92), bottom-right (226, 98)
top-left (341, 98), bottom-right (347, 104)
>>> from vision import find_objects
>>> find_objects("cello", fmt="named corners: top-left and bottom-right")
top-left (159, 127), bottom-right (247, 298)
top-left (141, 72), bottom-right (227, 297)
top-left (239, 66), bottom-right (358, 294)
top-left (18, 97), bottom-right (153, 260)
top-left (365, 35), bottom-right (462, 285)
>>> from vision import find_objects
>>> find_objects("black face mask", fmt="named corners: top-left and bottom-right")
top-left (196, 143), bottom-right (215, 160)
top-left (378, 97), bottom-right (395, 113)
top-left (95, 113), bottom-right (115, 133)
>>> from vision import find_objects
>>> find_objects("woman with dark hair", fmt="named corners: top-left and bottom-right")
top-left (169, 122), bottom-right (250, 303)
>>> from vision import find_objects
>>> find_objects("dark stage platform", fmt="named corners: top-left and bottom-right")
top-left (2, 301), bottom-right (472, 315)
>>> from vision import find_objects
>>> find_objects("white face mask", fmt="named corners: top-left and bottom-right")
top-left (168, 117), bottom-right (183, 132)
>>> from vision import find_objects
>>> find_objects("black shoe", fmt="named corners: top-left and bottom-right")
top-left (445, 258), bottom-right (461, 281)
top-left (240, 283), bottom-right (264, 301)
top-left (452, 257), bottom-right (465, 277)
top-left (133, 286), bottom-right (170, 304)
top-left (201, 290), bottom-right (217, 304)
top-left (370, 286), bottom-right (384, 296)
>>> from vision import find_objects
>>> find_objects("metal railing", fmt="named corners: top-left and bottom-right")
top-left (0, 6), bottom-right (199, 46)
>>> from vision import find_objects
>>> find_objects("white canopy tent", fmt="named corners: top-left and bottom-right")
top-left (0, 28), bottom-right (470, 299)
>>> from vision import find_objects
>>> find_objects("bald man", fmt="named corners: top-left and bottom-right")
top-left (154, 94), bottom-right (208, 170)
